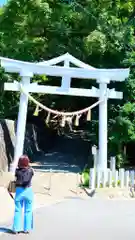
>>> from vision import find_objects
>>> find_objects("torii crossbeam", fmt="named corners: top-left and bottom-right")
top-left (0, 53), bottom-right (130, 173)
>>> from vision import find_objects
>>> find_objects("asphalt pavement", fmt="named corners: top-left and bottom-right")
top-left (0, 198), bottom-right (135, 239)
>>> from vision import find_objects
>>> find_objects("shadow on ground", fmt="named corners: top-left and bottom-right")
top-left (0, 228), bottom-right (12, 235)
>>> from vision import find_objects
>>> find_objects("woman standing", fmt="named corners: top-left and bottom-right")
top-left (12, 155), bottom-right (34, 234)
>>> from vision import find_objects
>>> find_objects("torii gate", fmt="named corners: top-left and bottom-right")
top-left (0, 53), bottom-right (130, 173)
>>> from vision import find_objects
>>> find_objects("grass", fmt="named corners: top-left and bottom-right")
top-left (80, 168), bottom-right (121, 188)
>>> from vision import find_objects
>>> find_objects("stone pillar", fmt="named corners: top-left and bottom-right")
top-left (110, 156), bottom-right (116, 172)
top-left (10, 72), bottom-right (33, 173)
top-left (97, 78), bottom-right (110, 170)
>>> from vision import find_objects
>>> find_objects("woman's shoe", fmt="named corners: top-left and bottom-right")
top-left (24, 231), bottom-right (30, 234)
top-left (12, 231), bottom-right (20, 235)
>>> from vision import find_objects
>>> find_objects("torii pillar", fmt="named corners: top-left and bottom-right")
top-left (97, 78), bottom-right (110, 170)
top-left (10, 72), bottom-right (33, 173)
top-left (0, 55), bottom-right (129, 175)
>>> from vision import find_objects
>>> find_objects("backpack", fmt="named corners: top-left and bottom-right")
top-left (16, 168), bottom-right (33, 187)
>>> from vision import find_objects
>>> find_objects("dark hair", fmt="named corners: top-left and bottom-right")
top-left (18, 155), bottom-right (30, 168)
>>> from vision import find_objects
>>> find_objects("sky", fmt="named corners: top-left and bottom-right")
top-left (0, 0), bottom-right (7, 6)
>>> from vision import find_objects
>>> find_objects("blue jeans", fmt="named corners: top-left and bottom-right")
top-left (13, 187), bottom-right (34, 232)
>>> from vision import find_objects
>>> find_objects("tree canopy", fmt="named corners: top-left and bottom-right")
top-left (0, 0), bottom-right (135, 166)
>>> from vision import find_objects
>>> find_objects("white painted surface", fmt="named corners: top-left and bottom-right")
top-left (97, 170), bottom-right (101, 188)
top-left (1, 53), bottom-right (130, 172)
top-left (89, 168), bottom-right (95, 189)
top-left (125, 170), bottom-right (129, 188)
top-left (108, 88), bottom-right (123, 99)
top-left (115, 170), bottom-right (118, 187)
top-left (0, 56), bottom-right (129, 81)
top-left (102, 171), bottom-right (106, 188)
top-left (110, 157), bottom-right (116, 172)
top-left (108, 170), bottom-right (112, 187)
top-left (61, 59), bottom-right (71, 89)
top-left (92, 145), bottom-right (97, 155)
top-left (130, 170), bottom-right (134, 187)
top-left (119, 168), bottom-right (124, 188)
top-left (98, 81), bottom-right (108, 170)
top-left (4, 82), bottom-right (123, 100)
top-left (38, 52), bottom-right (96, 69)
top-left (10, 75), bottom-right (31, 173)
top-left (88, 167), bottom-right (135, 188)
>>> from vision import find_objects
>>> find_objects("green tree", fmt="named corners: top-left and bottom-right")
top-left (0, 0), bottom-right (135, 165)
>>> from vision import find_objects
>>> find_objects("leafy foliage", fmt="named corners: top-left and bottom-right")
top-left (0, 0), bottom-right (135, 165)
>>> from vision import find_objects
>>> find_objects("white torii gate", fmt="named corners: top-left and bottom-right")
top-left (0, 53), bottom-right (130, 173)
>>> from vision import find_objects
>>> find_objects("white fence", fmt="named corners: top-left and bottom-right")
top-left (88, 153), bottom-right (135, 189)
top-left (89, 168), bottom-right (135, 189)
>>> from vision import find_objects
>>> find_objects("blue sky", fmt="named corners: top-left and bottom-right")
top-left (0, 0), bottom-right (7, 6)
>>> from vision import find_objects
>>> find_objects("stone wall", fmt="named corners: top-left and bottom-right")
top-left (0, 119), bottom-right (40, 171)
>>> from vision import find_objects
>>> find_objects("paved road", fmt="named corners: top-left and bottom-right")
top-left (0, 198), bottom-right (135, 239)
